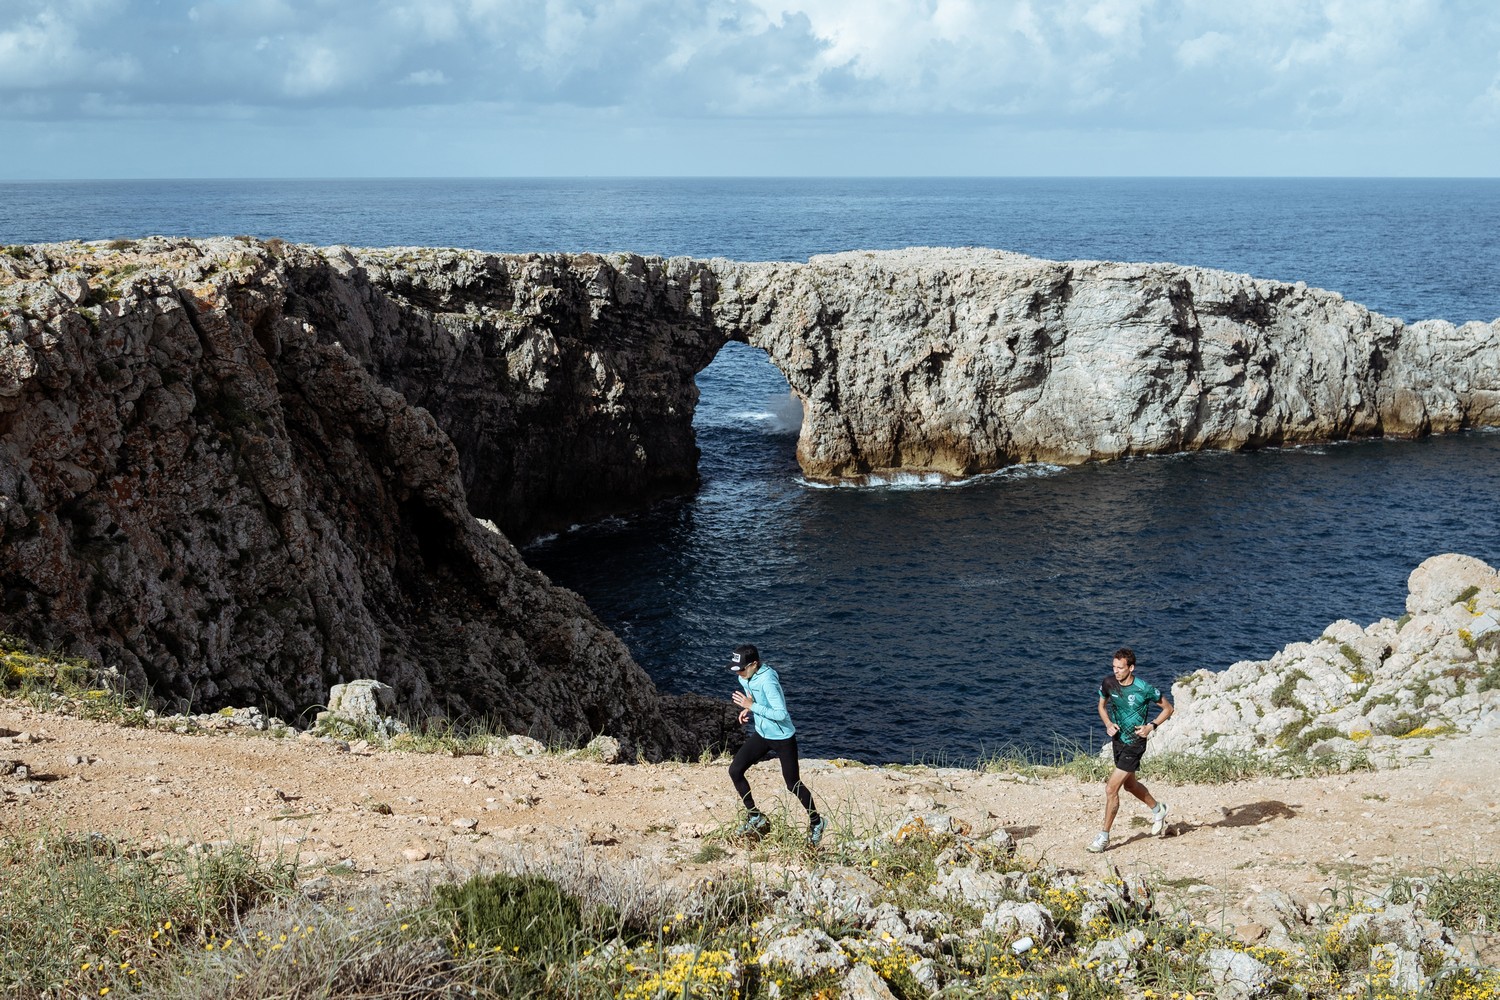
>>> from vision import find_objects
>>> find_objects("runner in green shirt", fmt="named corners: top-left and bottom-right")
top-left (1087, 647), bottom-right (1173, 853)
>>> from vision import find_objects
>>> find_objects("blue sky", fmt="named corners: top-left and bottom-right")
top-left (3, 0), bottom-right (1498, 178)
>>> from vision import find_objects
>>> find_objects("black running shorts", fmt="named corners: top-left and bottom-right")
top-left (1111, 737), bottom-right (1147, 773)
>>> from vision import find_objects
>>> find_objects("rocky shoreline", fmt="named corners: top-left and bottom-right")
top-left (1158, 553), bottom-right (1500, 760)
top-left (3, 236), bottom-right (1499, 747)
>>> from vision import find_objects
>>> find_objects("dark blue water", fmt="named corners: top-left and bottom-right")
top-left (6, 178), bottom-right (1499, 761)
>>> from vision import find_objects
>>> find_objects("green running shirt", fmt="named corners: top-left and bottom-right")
top-left (1099, 676), bottom-right (1162, 745)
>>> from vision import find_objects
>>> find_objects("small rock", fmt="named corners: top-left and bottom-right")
top-left (585, 734), bottom-right (624, 763)
top-left (1202, 948), bottom-right (1272, 998)
top-left (761, 927), bottom-right (850, 977)
top-left (451, 817), bottom-right (479, 831)
top-left (491, 734), bottom-right (547, 758)
top-left (841, 963), bottom-right (898, 1000)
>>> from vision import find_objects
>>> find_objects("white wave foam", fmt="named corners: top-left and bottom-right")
top-left (796, 463), bottom-right (1066, 490)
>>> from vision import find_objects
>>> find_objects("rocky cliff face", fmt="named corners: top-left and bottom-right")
top-left (715, 249), bottom-right (1500, 480)
top-left (0, 238), bottom-right (730, 755)
top-left (286, 246), bottom-right (725, 540)
top-left (3, 238), bottom-right (1497, 745)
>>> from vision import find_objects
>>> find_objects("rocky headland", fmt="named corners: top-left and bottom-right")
top-left (3, 237), bottom-right (1498, 741)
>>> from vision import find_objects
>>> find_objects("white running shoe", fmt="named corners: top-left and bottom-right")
top-left (1086, 831), bottom-right (1110, 853)
top-left (1150, 802), bottom-right (1169, 836)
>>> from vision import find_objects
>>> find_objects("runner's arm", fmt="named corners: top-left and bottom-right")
top-left (1135, 693), bottom-right (1174, 738)
top-left (1097, 696), bottom-right (1118, 736)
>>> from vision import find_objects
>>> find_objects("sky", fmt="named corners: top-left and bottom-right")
top-left (2, 0), bottom-right (1498, 178)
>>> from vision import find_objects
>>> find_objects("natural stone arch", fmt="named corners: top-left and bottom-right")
top-left (712, 249), bottom-right (1500, 482)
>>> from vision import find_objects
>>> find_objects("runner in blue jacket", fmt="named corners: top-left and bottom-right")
top-left (727, 644), bottom-right (826, 846)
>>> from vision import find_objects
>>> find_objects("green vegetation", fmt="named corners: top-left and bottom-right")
top-left (976, 738), bottom-right (1373, 784)
top-left (430, 873), bottom-right (624, 995)
top-left (1281, 723), bottom-right (1343, 753)
top-left (1393, 864), bottom-right (1500, 932)
top-left (1455, 585), bottom-right (1481, 605)
top-left (1270, 668), bottom-right (1310, 709)
top-left (3, 818), bottom-right (1494, 999)
top-left (0, 631), bottom-right (152, 727)
top-left (0, 830), bottom-right (297, 997)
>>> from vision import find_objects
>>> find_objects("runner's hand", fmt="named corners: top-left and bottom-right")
top-left (738, 709), bottom-right (751, 724)
top-left (732, 691), bottom-right (754, 710)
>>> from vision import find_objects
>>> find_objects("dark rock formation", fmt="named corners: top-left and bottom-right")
top-left (0, 238), bottom-right (731, 756)
top-left (3, 238), bottom-right (1497, 748)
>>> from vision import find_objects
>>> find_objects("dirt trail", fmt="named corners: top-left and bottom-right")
top-left (4, 700), bottom-right (1497, 910)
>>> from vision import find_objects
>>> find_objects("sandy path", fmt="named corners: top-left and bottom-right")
top-left (4, 700), bottom-right (1497, 911)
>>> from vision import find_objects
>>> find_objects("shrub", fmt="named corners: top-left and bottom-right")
top-left (1286, 724), bottom-right (1343, 753)
top-left (436, 873), bottom-right (589, 951)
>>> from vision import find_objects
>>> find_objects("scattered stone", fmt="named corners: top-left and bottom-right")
top-left (585, 734), bottom-right (624, 763)
top-left (979, 901), bottom-right (1056, 943)
top-left (1370, 944), bottom-right (1426, 995)
top-left (840, 963), bottom-right (898, 1000)
top-left (1202, 948), bottom-right (1273, 998)
top-left (909, 957), bottom-right (943, 997)
top-left (451, 817), bottom-right (479, 831)
top-left (490, 734), bottom-right (547, 758)
top-left (760, 927), bottom-right (850, 977)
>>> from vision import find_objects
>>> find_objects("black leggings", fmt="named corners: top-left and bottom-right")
top-left (729, 732), bottom-right (818, 819)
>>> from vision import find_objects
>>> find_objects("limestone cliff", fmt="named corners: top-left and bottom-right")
top-left (715, 248), bottom-right (1500, 480)
top-left (1156, 553), bottom-right (1500, 759)
top-left (3, 238), bottom-right (1498, 743)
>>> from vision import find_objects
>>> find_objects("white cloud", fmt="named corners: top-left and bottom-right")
top-left (281, 45), bottom-right (349, 98)
top-left (404, 69), bottom-right (449, 86)
top-left (1176, 30), bottom-right (1230, 68)
top-left (0, 0), bottom-right (1496, 163)
top-left (0, 4), bottom-right (137, 88)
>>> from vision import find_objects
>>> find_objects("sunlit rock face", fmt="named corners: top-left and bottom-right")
top-left (712, 248), bottom-right (1500, 481)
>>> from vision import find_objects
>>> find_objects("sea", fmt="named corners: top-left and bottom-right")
top-left (5, 177), bottom-right (1499, 763)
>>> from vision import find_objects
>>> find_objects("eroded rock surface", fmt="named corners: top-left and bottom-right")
top-left (1158, 553), bottom-right (1500, 758)
top-left (0, 238), bottom-right (730, 754)
top-left (715, 248), bottom-right (1500, 480)
top-left (4, 237), bottom-right (1498, 742)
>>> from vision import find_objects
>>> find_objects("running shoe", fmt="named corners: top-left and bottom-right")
top-left (734, 812), bottom-right (770, 838)
top-left (1150, 802), bottom-right (1169, 836)
top-left (1086, 830), bottom-right (1110, 853)
top-left (808, 815), bottom-right (828, 847)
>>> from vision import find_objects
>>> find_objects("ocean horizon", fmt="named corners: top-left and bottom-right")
top-left (7, 176), bottom-right (1499, 761)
